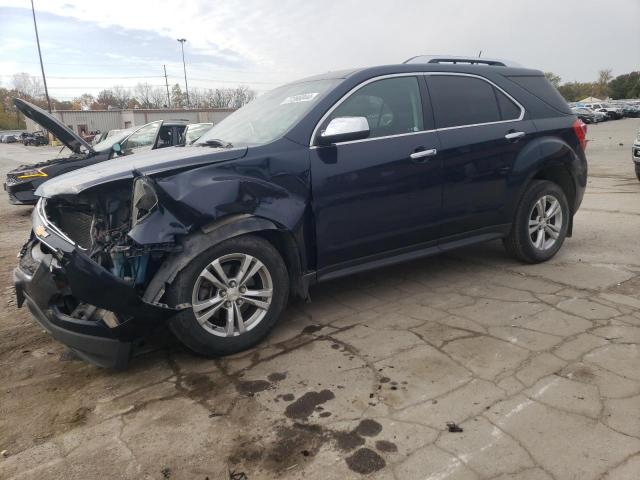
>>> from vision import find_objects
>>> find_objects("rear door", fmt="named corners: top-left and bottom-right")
top-left (310, 75), bottom-right (443, 271)
top-left (426, 74), bottom-right (536, 238)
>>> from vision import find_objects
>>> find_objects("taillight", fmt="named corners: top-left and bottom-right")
top-left (573, 119), bottom-right (588, 151)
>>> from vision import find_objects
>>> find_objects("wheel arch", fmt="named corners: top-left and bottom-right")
top-left (510, 136), bottom-right (583, 236)
top-left (143, 214), bottom-right (309, 306)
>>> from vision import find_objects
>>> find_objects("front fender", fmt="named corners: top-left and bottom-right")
top-left (154, 173), bottom-right (307, 232)
top-left (142, 215), bottom-right (282, 304)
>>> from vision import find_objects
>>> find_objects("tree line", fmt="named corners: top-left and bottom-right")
top-left (544, 69), bottom-right (640, 102)
top-left (1, 72), bottom-right (257, 129)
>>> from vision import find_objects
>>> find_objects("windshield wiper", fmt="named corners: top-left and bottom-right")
top-left (201, 139), bottom-right (233, 148)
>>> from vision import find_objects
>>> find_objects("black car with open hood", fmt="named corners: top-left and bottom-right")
top-left (5, 98), bottom-right (189, 205)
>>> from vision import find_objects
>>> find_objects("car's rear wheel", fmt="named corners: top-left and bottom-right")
top-left (166, 235), bottom-right (289, 357)
top-left (503, 180), bottom-right (569, 263)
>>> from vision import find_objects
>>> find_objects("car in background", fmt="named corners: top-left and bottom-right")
top-left (4, 98), bottom-right (189, 205)
top-left (1, 134), bottom-right (18, 143)
top-left (22, 131), bottom-right (49, 146)
top-left (571, 107), bottom-right (598, 124)
top-left (633, 129), bottom-right (640, 181)
top-left (180, 122), bottom-right (213, 145)
top-left (91, 131), bottom-right (109, 145)
top-left (613, 102), bottom-right (640, 118)
top-left (583, 103), bottom-right (623, 120)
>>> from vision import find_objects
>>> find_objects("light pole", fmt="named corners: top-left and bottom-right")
top-left (30, 0), bottom-right (52, 112)
top-left (177, 38), bottom-right (190, 107)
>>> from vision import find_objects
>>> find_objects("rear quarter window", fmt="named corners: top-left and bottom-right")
top-left (506, 75), bottom-right (572, 114)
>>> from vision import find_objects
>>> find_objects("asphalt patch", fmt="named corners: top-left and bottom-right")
top-left (333, 430), bottom-right (366, 451)
top-left (375, 440), bottom-right (398, 453)
top-left (345, 447), bottom-right (386, 474)
top-left (355, 419), bottom-right (382, 437)
top-left (301, 324), bottom-right (324, 334)
top-left (285, 390), bottom-right (335, 419)
top-left (236, 379), bottom-right (271, 395)
top-left (267, 372), bottom-right (287, 382)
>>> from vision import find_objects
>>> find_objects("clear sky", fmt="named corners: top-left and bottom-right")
top-left (1, 0), bottom-right (639, 99)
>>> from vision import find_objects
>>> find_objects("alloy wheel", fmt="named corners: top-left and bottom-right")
top-left (191, 253), bottom-right (273, 337)
top-left (528, 194), bottom-right (563, 251)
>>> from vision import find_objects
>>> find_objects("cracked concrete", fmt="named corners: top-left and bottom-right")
top-left (1, 118), bottom-right (639, 479)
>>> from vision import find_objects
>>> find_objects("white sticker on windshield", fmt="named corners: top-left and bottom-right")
top-left (281, 92), bottom-right (319, 104)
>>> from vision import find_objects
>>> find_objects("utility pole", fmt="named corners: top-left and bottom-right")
top-left (177, 38), bottom-right (190, 107)
top-left (30, 0), bottom-right (52, 112)
top-left (163, 64), bottom-right (171, 108)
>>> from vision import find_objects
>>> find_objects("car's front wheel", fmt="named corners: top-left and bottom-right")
top-left (166, 235), bottom-right (289, 357)
top-left (503, 180), bottom-right (570, 263)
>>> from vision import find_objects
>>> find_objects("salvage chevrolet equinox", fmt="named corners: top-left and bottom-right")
top-left (14, 56), bottom-right (588, 368)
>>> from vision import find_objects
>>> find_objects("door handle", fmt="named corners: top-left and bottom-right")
top-left (505, 131), bottom-right (526, 141)
top-left (410, 148), bottom-right (437, 161)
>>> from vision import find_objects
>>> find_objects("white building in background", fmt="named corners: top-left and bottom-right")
top-left (24, 107), bottom-right (235, 134)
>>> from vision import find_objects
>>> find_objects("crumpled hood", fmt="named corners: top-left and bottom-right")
top-left (36, 145), bottom-right (248, 198)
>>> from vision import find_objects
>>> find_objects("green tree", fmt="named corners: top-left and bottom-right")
top-left (544, 72), bottom-right (562, 89)
top-left (608, 72), bottom-right (640, 99)
top-left (0, 87), bottom-right (26, 129)
top-left (95, 89), bottom-right (118, 109)
top-left (171, 83), bottom-right (185, 108)
top-left (595, 69), bottom-right (613, 98)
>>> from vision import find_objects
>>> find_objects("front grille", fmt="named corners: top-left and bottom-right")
top-left (45, 203), bottom-right (94, 249)
top-left (5, 175), bottom-right (18, 186)
top-left (55, 209), bottom-right (93, 249)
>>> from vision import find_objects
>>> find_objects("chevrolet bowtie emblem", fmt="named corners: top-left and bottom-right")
top-left (34, 225), bottom-right (49, 238)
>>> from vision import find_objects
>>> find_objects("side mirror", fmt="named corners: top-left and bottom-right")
top-left (318, 117), bottom-right (370, 146)
top-left (112, 143), bottom-right (122, 154)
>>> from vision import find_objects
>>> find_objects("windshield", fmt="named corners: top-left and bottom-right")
top-left (197, 79), bottom-right (340, 147)
top-left (92, 128), bottom-right (134, 152)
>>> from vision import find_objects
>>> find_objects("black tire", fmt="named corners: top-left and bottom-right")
top-left (636, 168), bottom-right (640, 182)
top-left (503, 180), bottom-right (570, 263)
top-left (166, 234), bottom-right (289, 357)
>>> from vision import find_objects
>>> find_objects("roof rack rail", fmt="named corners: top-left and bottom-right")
top-left (403, 55), bottom-right (521, 67)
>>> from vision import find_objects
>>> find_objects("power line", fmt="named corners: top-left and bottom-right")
top-left (2, 73), bottom-right (281, 85)
top-left (44, 84), bottom-right (169, 89)
top-left (0, 74), bottom-right (165, 80)
top-left (7, 60), bottom-right (293, 74)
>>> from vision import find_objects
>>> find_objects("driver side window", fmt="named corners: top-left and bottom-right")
top-left (120, 121), bottom-right (162, 155)
top-left (327, 76), bottom-right (424, 139)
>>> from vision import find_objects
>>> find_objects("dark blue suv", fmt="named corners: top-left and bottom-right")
top-left (14, 56), bottom-right (588, 368)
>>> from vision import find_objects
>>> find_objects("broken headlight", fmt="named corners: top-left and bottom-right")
top-left (131, 177), bottom-right (158, 226)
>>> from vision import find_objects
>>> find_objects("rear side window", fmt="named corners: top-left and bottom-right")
top-left (506, 75), bottom-right (571, 114)
top-left (327, 76), bottom-right (424, 139)
top-left (428, 75), bottom-right (519, 128)
top-left (496, 90), bottom-right (521, 120)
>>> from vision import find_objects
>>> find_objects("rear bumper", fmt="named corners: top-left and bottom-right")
top-left (14, 203), bottom-right (180, 369)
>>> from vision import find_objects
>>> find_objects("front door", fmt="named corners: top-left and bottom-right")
top-left (310, 75), bottom-right (442, 272)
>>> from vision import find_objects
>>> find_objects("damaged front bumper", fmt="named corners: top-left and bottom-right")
top-left (14, 203), bottom-right (179, 369)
